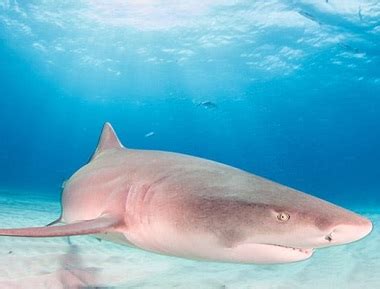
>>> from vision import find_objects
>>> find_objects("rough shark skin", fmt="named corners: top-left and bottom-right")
top-left (0, 123), bottom-right (373, 264)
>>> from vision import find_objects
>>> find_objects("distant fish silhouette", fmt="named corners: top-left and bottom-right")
top-left (298, 10), bottom-right (321, 25)
top-left (198, 101), bottom-right (217, 109)
top-left (144, 131), bottom-right (155, 138)
top-left (338, 43), bottom-right (360, 54)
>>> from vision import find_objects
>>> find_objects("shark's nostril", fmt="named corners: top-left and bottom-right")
top-left (324, 218), bottom-right (373, 245)
top-left (325, 234), bottom-right (333, 242)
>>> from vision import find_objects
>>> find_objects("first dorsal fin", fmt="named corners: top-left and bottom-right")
top-left (92, 122), bottom-right (123, 160)
top-left (0, 215), bottom-right (122, 238)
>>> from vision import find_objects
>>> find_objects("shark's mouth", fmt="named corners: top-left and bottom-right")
top-left (228, 241), bottom-right (315, 263)
top-left (266, 243), bottom-right (314, 255)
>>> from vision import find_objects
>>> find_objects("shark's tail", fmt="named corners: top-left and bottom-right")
top-left (0, 215), bottom-right (121, 237)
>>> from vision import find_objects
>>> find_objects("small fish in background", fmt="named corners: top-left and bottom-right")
top-left (338, 43), bottom-right (360, 54)
top-left (358, 6), bottom-right (363, 21)
top-left (198, 101), bottom-right (218, 109)
top-left (297, 10), bottom-right (321, 25)
top-left (144, 131), bottom-right (155, 138)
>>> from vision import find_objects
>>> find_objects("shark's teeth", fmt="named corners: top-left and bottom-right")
top-left (267, 243), bottom-right (314, 254)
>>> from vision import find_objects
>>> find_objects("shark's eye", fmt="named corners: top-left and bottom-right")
top-left (277, 212), bottom-right (290, 222)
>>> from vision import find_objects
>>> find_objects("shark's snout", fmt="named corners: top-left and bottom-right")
top-left (271, 208), bottom-right (373, 252)
top-left (323, 216), bottom-right (372, 246)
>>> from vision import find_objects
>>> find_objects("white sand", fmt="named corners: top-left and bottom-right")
top-left (0, 191), bottom-right (379, 289)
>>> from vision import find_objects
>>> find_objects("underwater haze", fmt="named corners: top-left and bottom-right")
top-left (0, 0), bottom-right (380, 288)
top-left (1, 0), bottom-right (380, 207)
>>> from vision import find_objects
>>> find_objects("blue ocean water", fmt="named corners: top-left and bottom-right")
top-left (0, 2), bottom-right (380, 288)
top-left (0, 1), bottom-right (379, 208)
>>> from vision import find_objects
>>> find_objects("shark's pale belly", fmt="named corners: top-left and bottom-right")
top-left (100, 219), bottom-right (314, 264)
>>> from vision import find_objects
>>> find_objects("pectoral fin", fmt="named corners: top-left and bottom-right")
top-left (0, 215), bottom-right (122, 237)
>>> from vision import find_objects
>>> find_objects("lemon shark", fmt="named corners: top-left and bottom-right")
top-left (0, 123), bottom-right (373, 264)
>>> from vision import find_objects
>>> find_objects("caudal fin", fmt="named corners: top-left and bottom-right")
top-left (0, 215), bottom-right (122, 238)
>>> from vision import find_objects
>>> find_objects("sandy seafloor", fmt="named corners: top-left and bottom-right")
top-left (0, 190), bottom-right (379, 289)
